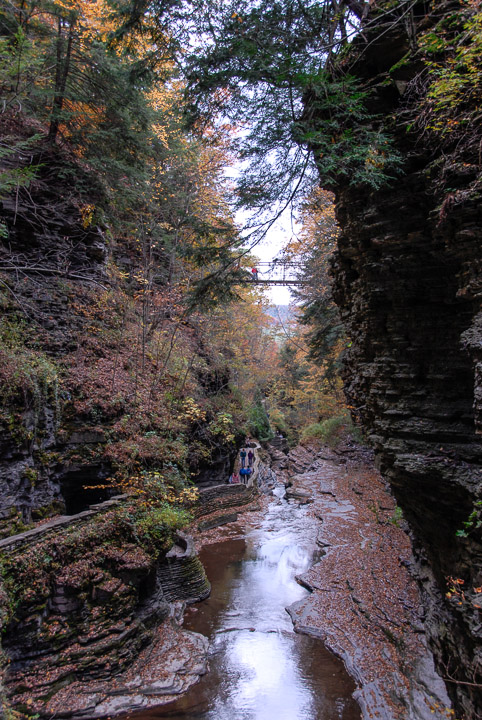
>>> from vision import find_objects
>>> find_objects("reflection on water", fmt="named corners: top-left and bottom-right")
top-left (124, 496), bottom-right (360, 720)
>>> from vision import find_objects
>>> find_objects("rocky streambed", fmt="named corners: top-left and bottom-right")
top-left (179, 442), bottom-right (453, 720)
top-left (273, 443), bottom-right (452, 720)
top-left (3, 442), bottom-right (455, 720)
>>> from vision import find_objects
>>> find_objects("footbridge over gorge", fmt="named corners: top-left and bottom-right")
top-left (242, 261), bottom-right (305, 286)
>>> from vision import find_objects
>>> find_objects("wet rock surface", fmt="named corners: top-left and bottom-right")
top-left (183, 443), bottom-right (453, 720)
top-left (3, 531), bottom-right (210, 717)
top-left (29, 614), bottom-right (209, 719)
top-left (277, 444), bottom-right (452, 720)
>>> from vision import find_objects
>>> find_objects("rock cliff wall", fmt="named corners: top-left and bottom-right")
top-left (0, 129), bottom-right (113, 529)
top-left (323, 2), bottom-right (482, 716)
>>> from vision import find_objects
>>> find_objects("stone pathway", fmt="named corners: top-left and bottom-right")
top-left (0, 495), bottom-right (128, 554)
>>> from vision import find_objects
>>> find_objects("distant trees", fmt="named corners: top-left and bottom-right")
top-left (291, 187), bottom-right (344, 374)
top-left (258, 186), bottom-right (351, 442)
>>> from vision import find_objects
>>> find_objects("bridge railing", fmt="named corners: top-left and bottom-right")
top-left (243, 262), bottom-right (305, 286)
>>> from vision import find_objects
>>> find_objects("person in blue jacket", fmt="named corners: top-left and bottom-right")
top-left (240, 448), bottom-right (247, 468)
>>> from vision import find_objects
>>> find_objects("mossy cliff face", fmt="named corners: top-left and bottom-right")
top-left (322, 2), bottom-right (482, 717)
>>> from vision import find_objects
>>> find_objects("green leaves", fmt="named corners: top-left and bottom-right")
top-left (456, 500), bottom-right (482, 539)
top-left (0, 134), bottom-right (42, 203)
top-left (182, 0), bottom-right (403, 227)
top-left (419, 7), bottom-right (482, 140)
top-left (298, 73), bottom-right (403, 189)
top-left (248, 390), bottom-right (273, 443)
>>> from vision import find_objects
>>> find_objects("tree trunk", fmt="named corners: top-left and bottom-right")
top-left (48, 17), bottom-right (74, 143)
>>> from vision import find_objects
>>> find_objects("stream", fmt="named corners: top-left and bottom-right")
top-left (128, 488), bottom-right (361, 720)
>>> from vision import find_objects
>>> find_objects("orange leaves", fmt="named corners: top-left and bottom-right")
top-left (290, 186), bottom-right (339, 260)
top-left (114, 470), bottom-right (198, 509)
top-left (445, 575), bottom-right (482, 610)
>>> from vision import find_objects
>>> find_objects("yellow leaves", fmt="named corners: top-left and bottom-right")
top-left (292, 186), bottom-right (339, 259)
top-left (182, 397), bottom-right (207, 422)
top-left (427, 702), bottom-right (456, 719)
top-left (178, 486), bottom-right (199, 504)
top-left (132, 273), bottom-right (150, 286)
top-left (148, 82), bottom-right (184, 147)
top-left (116, 470), bottom-right (198, 511)
top-left (80, 203), bottom-right (95, 228)
top-left (365, 146), bottom-right (387, 170)
top-left (38, 0), bottom-right (116, 41)
top-left (209, 411), bottom-right (235, 443)
top-left (79, 0), bottom-right (117, 41)
top-left (421, 7), bottom-right (482, 137)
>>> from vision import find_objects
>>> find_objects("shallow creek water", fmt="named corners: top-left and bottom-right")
top-left (129, 490), bottom-right (361, 720)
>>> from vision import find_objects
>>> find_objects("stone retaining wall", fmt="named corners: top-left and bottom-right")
top-left (0, 452), bottom-right (260, 556)
top-left (0, 482), bottom-right (257, 556)
top-left (194, 483), bottom-right (257, 519)
top-left (0, 495), bottom-right (128, 555)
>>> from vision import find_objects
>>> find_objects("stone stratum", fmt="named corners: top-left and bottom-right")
top-left (316, 1), bottom-right (482, 717)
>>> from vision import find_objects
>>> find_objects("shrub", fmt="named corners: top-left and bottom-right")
top-left (133, 504), bottom-right (192, 549)
top-left (301, 411), bottom-right (358, 446)
top-left (247, 392), bottom-right (273, 443)
top-left (267, 407), bottom-right (298, 446)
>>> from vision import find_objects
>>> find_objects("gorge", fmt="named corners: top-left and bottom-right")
top-left (0, 1), bottom-right (481, 719)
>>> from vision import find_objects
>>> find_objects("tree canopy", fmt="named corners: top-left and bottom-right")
top-left (180, 0), bottom-right (403, 235)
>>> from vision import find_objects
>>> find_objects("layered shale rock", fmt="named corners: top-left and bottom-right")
top-left (1, 524), bottom-right (209, 717)
top-left (319, 1), bottom-right (482, 716)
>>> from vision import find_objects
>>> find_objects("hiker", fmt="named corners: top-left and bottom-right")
top-left (232, 472), bottom-right (239, 484)
top-left (247, 449), bottom-right (254, 467)
top-left (251, 267), bottom-right (258, 281)
top-left (239, 467), bottom-right (248, 483)
top-left (240, 448), bottom-right (247, 468)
